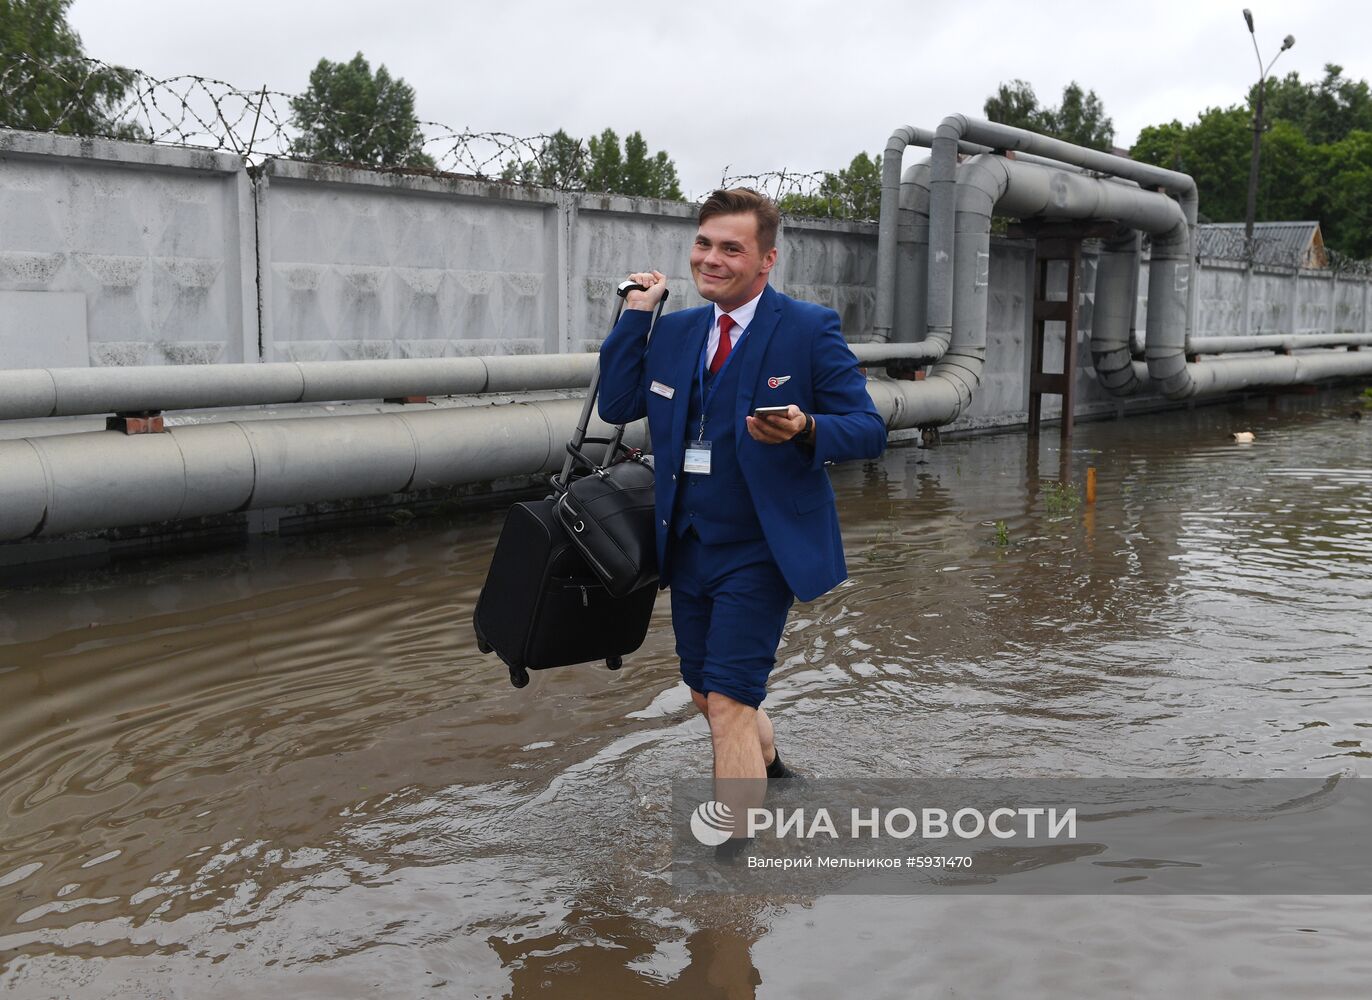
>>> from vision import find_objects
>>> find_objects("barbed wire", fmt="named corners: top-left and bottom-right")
top-left (4, 55), bottom-right (1370, 265)
top-left (1196, 226), bottom-right (1372, 275)
top-left (1196, 227), bottom-right (1304, 268)
top-left (718, 169), bottom-right (828, 202)
top-left (1326, 248), bottom-right (1372, 277)
top-left (719, 169), bottom-right (882, 221)
top-left (0, 53), bottom-right (549, 178)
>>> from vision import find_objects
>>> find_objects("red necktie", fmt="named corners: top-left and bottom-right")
top-left (710, 314), bottom-right (736, 374)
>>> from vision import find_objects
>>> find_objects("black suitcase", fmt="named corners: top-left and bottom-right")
top-left (473, 280), bottom-right (665, 689)
top-left (473, 499), bottom-right (657, 688)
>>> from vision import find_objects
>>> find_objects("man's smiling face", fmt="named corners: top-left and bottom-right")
top-left (689, 211), bottom-right (777, 311)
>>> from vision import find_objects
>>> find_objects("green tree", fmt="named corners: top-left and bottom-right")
top-left (621, 131), bottom-right (652, 194)
top-left (586, 127), bottom-right (623, 193)
top-left (777, 151), bottom-right (883, 221)
top-left (1130, 103), bottom-right (1363, 251)
top-left (1320, 130), bottom-right (1372, 257)
top-left (535, 129), bottom-right (587, 189)
top-left (622, 131), bottom-right (682, 199)
top-left (0, 0), bottom-right (138, 137)
top-left (1133, 106), bottom-right (1254, 222)
top-left (984, 79), bottom-right (1115, 150)
top-left (1257, 64), bottom-right (1372, 145)
top-left (503, 127), bottom-right (682, 199)
top-left (1254, 120), bottom-right (1317, 224)
top-left (289, 53), bottom-right (433, 168)
top-left (777, 174), bottom-right (845, 220)
top-left (983, 80), bottom-right (1043, 133)
top-left (649, 150), bottom-right (683, 200)
top-left (1129, 118), bottom-right (1187, 171)
top-left (1048, 82), bottom-right (1115, 150)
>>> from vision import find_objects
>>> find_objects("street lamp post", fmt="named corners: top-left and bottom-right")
top-left (1243, 8), bottom-right (1295, 254)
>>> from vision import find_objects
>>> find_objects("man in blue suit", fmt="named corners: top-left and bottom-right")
top-left (598, 189), bottom-right (886, 825)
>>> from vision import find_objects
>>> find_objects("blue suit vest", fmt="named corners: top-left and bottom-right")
top-left (671, 342), bottom-right (763, 543)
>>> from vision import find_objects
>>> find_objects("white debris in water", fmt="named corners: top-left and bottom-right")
top-left (0, 861), bottom-right (42, 887)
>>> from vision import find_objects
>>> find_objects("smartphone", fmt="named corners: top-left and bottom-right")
top-left (751, 405), bottom-right (791, 418)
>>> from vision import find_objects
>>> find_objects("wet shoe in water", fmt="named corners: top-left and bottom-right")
top-left (766, 748), bottom-right (807, 785)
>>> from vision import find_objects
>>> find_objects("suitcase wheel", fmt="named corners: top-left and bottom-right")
top-left (477, 638), bottom-right (493, 654)
top-left (509, 667), bottom-right (530, 689)
top-left (606, 656), bottom-right (623, 671)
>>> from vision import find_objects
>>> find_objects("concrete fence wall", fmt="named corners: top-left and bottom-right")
top-left (0, 130), bottom-right (877, 372)
top-left (2, 128), bottom-right (1369, 430)
top-left (254, 162), bottom-right (878, 362)
top-left (0, 130), bottom-right (257, 369)
top-left (1196, 259), bottom-right (1371, 337)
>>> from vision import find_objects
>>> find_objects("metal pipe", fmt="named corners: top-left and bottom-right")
top-left (6, 344), bottom-right (1372, 543)
top-left (1090, 227), bottom-right (1150, 395)
top-left (893, 161), bottom-right (931, 350)
top-left (1185, 348), bottom-right (1372, 396)
top-left (975, 156), bottom-right (1189, 401)
top-left (866, 153), bottom-right (1008, 428)
top-left (865, 150), bottom-right (1372, 428)
top-left (874, 126), bottom-right (990, 345)
top-left (875, 121), bottom-right (1154, 350)
top-left (931, 117), bottom-right (1199, 388)
top-left (0, 355), bottom-right (600, 422)
top-left (1188, 334), bottom-right (1372, 354)
top-left (850, 343), bottom-right (947, 365)
top-left (873, 127), bottom-right (915, 344)
top-left (932, 116), bottom-right (1199, 227)
top-left (0, 398), bottom-right (648, 541)
top-left (1143, 219), bottom-right (1195, 398)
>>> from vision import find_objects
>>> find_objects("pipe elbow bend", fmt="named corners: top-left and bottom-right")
top-left (1161, 376), bottom-right (1198, 401)
top-left (954, 157), bottom-right (1010, 211)
top-left (886, 126), bottom-right (917, 155)
top-left (1161, 221), bottom-right (1190, 246)
top-left (936, 115), bottom-right (969, 140)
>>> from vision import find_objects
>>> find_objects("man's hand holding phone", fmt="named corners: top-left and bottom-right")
top-left (746, 404), bottom-right (812, 445)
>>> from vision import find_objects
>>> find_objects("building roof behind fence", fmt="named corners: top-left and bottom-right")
top-left (1197, 221), bottom-right (1327, 268)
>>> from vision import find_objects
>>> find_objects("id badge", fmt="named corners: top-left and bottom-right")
top-left (683, 440), bottom-right (713, 475)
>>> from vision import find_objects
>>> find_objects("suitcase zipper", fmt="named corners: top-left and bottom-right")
top-left (553, 577), bottom-right (603, 604)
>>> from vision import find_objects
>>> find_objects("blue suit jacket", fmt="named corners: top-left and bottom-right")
top-left (597, 284), bottom-right (887, 602)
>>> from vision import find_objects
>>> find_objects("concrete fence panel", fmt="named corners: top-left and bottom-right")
top-left (0, 130), bottom-right (257, 368)
top-left (256, 160), bottom-right (562, 362)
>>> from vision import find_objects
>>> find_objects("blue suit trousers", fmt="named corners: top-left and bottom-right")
top-left (668, 531), bottom-right (794, 709)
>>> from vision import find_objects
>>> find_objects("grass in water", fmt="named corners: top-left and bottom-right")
top-left (1042, 481), bottom-right (1081, 515)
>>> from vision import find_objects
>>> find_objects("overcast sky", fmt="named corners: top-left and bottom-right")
top-left (68, 0), bottom-right (1372, 198)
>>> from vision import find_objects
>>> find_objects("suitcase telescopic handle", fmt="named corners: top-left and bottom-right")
top-left (603, 282), bottom-right (667, 464)
top-left (555, 283), bottom-right (670, 493)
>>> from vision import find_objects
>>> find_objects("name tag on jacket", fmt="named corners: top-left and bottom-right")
top-left (650, 381), bottom-right (675, 399)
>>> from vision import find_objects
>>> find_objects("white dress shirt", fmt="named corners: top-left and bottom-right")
top-left (706, 289), bottom-right (765, 364)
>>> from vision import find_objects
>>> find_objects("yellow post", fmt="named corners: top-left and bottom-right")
top-left (1086, 467), bottom-right (1097, 504)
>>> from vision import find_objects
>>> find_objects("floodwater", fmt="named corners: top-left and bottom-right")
top-left (1, 386), bottom-right (1370, 999)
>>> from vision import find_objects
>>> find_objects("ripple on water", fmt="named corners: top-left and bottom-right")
top-left (2, 392), bottom-right (1371, 996)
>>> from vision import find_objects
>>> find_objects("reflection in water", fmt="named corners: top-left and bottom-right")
top-left (0, 388), bottom-right (1370, 997)
top-left (495, 916), bottom-right (762, 999)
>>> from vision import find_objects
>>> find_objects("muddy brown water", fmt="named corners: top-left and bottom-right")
top-left (1, 388), bottom-right (1370, 999)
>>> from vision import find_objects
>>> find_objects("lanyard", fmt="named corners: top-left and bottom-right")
top-left (695, 325), bottom-right (748, 442)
